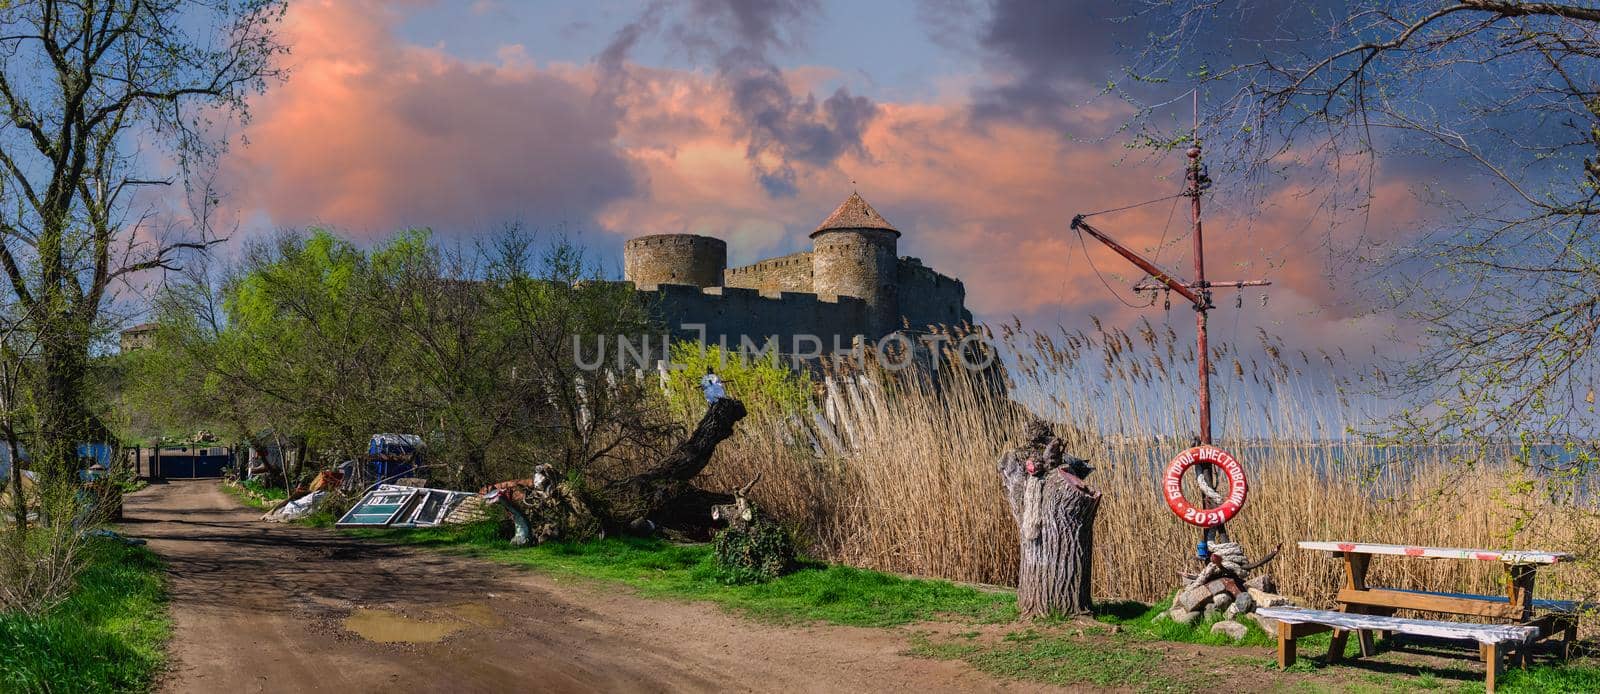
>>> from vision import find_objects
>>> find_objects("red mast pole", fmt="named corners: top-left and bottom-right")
top-left (1189, 144), bottom-right (1211, 446)
top-left (1186, 140), bottom-right (1229, 545)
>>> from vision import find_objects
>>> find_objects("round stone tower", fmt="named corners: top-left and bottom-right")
top-left (810, 192), bottom-right (900, 337)
top-left (623, 234), bottom-right (727, 288)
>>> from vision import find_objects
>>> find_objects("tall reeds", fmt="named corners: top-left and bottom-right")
top-left (696, 319), bottom-right (1600, 606)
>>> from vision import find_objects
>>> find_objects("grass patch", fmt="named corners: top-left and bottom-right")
top-left (221, 478), bottom-right (287, 511)
top-left (0, 538), bottom-right (170, 693)
top-left (347, 520), bottom-right (1016, 627)
top-left (1499, 663), bottom-right (1600, 693)
top-left (911, 628), bottom-right (1191, 692)
top-left (1091, 599), bottom-right (1276, 647)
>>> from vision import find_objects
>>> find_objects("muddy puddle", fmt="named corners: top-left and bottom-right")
top-left (344, 608), bottom-right (466, 643)
top-left (342, 602), bottom-right (503, 644)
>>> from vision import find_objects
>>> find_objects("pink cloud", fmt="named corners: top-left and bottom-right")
top-left (221, 0), bottom-right (634, 238)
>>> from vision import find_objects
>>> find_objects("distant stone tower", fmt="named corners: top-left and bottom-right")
top-left (624, 234), bottom-right (727, 287)
top-left (810, 192), bottom-right (900, 337)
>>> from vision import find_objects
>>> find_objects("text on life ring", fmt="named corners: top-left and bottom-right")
top-left (1161, 445), bottom-right (1248, 528)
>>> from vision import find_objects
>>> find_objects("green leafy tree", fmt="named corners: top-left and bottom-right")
top-left (128, 228), bottom-right (676, 492)
top-left (0, 0), bottom-right (284, 488)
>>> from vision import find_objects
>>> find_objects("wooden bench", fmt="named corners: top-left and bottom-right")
top-left (1260, 606), bottom-right (1539, 692)
top-left (1297, 541), bottom-right (1582, 666)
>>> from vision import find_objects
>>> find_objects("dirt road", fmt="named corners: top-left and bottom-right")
top-left (122, 480), bottom-right (1058, 694)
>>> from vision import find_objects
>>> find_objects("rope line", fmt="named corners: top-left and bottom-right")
top-left (1152, 192), bottom-right (1182, 262)
top-left (1077, 192), bottom-right (1187, 219)
top-left (1076, 226), bottom-right (1156, 309)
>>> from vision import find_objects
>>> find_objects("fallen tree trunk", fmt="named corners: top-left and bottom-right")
top-left (998, 420), bottom-right (1101, 618)
top-left (606, 397), bottom-right (748, 537)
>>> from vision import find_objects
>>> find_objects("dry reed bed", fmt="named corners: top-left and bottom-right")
top-left (699, 322), bottom-right (1600, 607)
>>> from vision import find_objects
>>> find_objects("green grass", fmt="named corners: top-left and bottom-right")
top-left (925, 630), bottom-right (1193, 692)
top-left (899, 598), bottom-right (1271, 692)
top-left (1499, 662), bottom-right (1600, 693)
top-left (348, 520), bottom-right (1017, 627)
top-left (1091, 599), bottom-right (1276, 647)
top-left (221, 478), bottom-right (287, 511)
top-left (0, 538), bottom-right (170, 693)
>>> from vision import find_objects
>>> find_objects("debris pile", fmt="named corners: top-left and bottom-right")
top-left (1161, 540), bottom-right (1297, 638)
top-left (262, 490), bottom-right (325, 523)
top-left (482, 464), bottom-right (600, 546)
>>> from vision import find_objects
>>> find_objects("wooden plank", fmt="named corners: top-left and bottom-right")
top-left (1298, 541), bottom-right (1568, 564)
top-left (1255, 607), bottom-right (1539, 645)
top-left (1337, 588), bottom-right (1525, 620)
top-left (1337, 557), bottom-right (1374, 660)
top-left (1327, 626), bottom-right (1349, 663)
top-left (1342, 552), bottom-right (1370, 591)
top-left (1368, 588), bottom-right (1597, 615)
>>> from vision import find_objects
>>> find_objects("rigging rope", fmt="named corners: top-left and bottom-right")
top-left (1152, 191), bottom-right (1183, 263)
top-left (1075, 225), bottom-right (1156, 309)
top-left (1072, 188), bottom-right (1187, 310)
top-left (1076, 192), bottom-right (1187, 219)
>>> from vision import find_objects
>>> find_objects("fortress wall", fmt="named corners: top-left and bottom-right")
top-left (723, 251), bottom-right (814, 293)
top-left (623, 234), bottom-right (727, 288)
top-left (896, 257), bottom-right (971, 329)
top-left (639, 284), bottom-right (868, 352)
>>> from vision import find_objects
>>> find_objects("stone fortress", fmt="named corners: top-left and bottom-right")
top-left (623, 192), bottom-right (972, 352)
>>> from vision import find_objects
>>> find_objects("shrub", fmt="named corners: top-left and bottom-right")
top-left (712, 511), bottom-right (797, 584)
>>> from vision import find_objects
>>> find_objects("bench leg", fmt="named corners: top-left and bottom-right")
top-left (1357, 628), bottom-right (1377, 657)
top-left (1277, 622), bottom-right (1297, 669)
top-left (1354, 605), bottom-right (1394, 657)
top-left (1327, 628), bottom-right (1350, 663)
top-left (1485, 642), bottom-right (1501, 693)
top-left (1563, 619), bottom-right (1579, 661)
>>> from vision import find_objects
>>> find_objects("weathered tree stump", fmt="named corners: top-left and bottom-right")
top-left (997, 419), bottom-right (1101, 618)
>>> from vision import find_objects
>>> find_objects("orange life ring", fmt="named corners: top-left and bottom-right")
top-left (1161, 445), bottom-right (1248, 528)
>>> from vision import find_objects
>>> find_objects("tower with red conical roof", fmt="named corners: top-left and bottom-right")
top-left (810, 191), bottom-right (900, 337)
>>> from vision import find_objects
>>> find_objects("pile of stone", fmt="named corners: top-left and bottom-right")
top-left (1155, 541), bottom-right (1296, 641)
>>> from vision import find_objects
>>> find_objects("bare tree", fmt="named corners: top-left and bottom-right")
top-left (0, 0), bottom-right (284, 484)
top-left (1116, 1), bottom-right (1600, 480)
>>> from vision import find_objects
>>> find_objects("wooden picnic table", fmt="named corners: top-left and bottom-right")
top-left (1299, 541), bottom-right (1581, 666)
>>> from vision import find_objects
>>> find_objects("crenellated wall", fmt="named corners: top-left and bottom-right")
top-left (638, 283), bottom-right (869, 352)
top-left (723, 251), bottom-right (813, 294)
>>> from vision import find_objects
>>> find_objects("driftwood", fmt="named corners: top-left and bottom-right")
top-left (997, 419), bottom-right (1101, 618)
top-left (710, 472), bottom-right (762, 531)
top-left (607, 397), bottom-right (748, 538)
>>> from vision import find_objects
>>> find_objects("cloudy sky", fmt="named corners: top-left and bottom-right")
top-left (206, 0), bottom-right (1427, 359)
